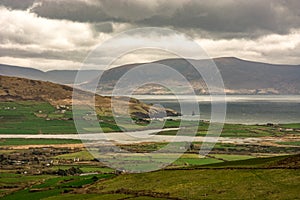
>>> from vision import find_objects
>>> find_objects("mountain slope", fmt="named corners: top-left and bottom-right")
top-left (45, 70), bottom-right (102, 85)
top-left (0, 75), bottom-right (179, 118)
top-left (1, 57), bottom-right (300, 94)
top-left (214, 57), bottom-right (300, 94)
top-left (0, 64), bottom-right (102, 85)
top-left (83, 57), bottom-right (300, 95)
top-left (0, 64), bottom-right (46, 80)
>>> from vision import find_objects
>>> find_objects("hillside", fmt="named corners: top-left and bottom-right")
top-left (0, 75), bottom-right (179, 118)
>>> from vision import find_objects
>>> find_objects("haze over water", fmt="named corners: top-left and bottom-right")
top-left (138, 95), bottom-right (300, 125)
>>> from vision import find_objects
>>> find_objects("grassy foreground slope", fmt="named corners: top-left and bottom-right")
top-left (1, 152), bottom-right (299, 200)
top-left (87, 169), bottom-right (299, 200)
top-left (2, 174), bottom-right (115, 200)
top-left (81, 155), bottom-right (300, 200)
top-left (8, 154), bottom-right (296, 200)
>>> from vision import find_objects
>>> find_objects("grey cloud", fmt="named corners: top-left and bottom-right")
top-left (3, 0), bottom-right (300, 38)
top-left (1, 0), bottom-right (300, 69)
top-left (92, 22), bottom-right (113, 33)
top-left (31, 0), bottom-right (116, 23)
top-left (0, 47), bottom-right (88, 62)
top-left (0, 0), bottom-right (35, 10)
top-left (24, 0), bottom-right (300, 38)
top-left (138, 0), bottom-right (300, 38)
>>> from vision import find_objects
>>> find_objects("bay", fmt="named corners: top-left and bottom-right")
top-left (136, 95), bottom-right (300, 124)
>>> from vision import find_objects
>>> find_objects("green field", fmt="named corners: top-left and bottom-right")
top-left (0, 173), bottom-right (54, 198)
top-left (279, 123), bottom-right (300, 129)
top-left (2, 174), bottom-right (115, 200)
top-left (1, 153), bottom-right (299, 200)
top-left (50, 165), bottom-right (114, 173)
top-left (87, 168), bottom-right (299, 200)
top-left (174, 157), bottom-right (222, 166)
top-left (0, 101), bottom-right (124, 134)
top-left (0, 101), bottom-right (77, 134)
top-left (44, 194), bottom-right (134, 200)
top-left (54, 150), bottom-right (94, 160)
top-left (157, 122), bottom-right (297, 138)
top-left (54, 149), bottom-right (223, 167)
top-left (277, 141), bottom-right (300, 146)
top-left (1, 101), bottom-right (300, 199)
top-left (52, 149), bottom-right (261, 169)
top-left (1, 101), bottom-right (299, 137)
top-left (193, 154), bottom-right (296, 169)
top-left (210, 154), bottom-right (254, 161)
top-left (0, 138), bottom-right (82, 146)
top-left (81, 155), bottom-right (299, 200)
top-left (0, 101), bottom-right (179, 134)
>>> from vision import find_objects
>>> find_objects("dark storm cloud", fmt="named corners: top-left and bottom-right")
top-left (0, 0), bottom-right (35, 10)
top-left (139, 1), bottom-right (293, 38)
top-left (1, 0), bottom-right (300, 69)
top-left (21, 0), bottom-right (300, 38)
top-left (30, 0), bottom-right (116, 23)
top-left (92, 22), bottom-right (114, 33)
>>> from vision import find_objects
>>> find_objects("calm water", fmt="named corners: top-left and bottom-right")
top-left (137, 95), bottom-right (300, 124)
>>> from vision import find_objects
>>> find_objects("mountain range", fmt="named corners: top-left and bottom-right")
top-left (1, 57), bottom-right (300, 95)
top-left (0, 64), bottom-right (102, 85)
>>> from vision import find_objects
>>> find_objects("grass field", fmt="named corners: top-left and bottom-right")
top-left (1, 101), bottom-right (299, 199)
top-left (0, 101), bottom-right (77, 134)
top-left (0, 101), bottom-right (123, 134)
top-left (53, 141), bottom-right (300, 169)
top-left (44, 194), bottom-right (135, 200)
top-left (1, 101), bottom-right (299, 137)
top-left (96, 169), bottom-right (298, 200)
top-left (210, 154), bottom-right (254, 161)
top-left (0, 138), bottom-right (82, 146)
top-left (194, 154), bottom-right (296, 169)
top-left (1, 152), bottom-right (299, 199)
top-left (54, 149), bottom-right (256, 168)
top-left (174, 157), bottom-right (222, 166)
top-left (50, 165), bottom-right (114, 173)
top-left (279, 123), bottom-right (300, 129)
top-left (2, 174), bottom-right (115, 200)
top-left (77, 155), bottom-right (299, 200)
top-left (54, 150), bottom-right (94, 160)
top-left (158, 123), bottom-right (288, 138)
top-left (0, 173), bottom-right (54, 198)
top-left (277, 141), bottom-right (300, 146)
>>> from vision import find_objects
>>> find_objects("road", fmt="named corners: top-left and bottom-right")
top-left (0, 128), bottom-right (283, 145)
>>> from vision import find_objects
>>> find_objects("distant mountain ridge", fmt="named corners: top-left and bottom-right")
top-left (213, 57), bottom-right (300, 94)
top-left (0, 64), bottom-right (102, 85)
top-left (1, 57), bottom-right (300, 94)
top-left (83, 57), bottom-right (300, 95)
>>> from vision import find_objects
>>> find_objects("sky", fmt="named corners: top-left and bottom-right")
top-left (0, 0), bottom-right (300, 71)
